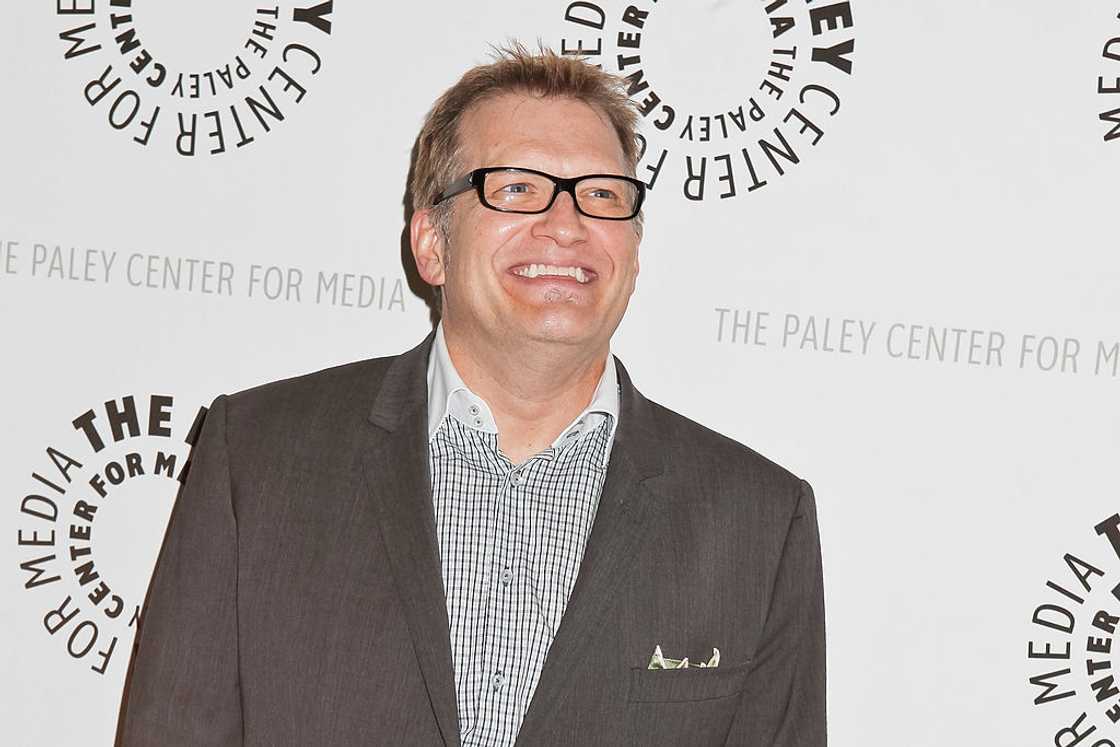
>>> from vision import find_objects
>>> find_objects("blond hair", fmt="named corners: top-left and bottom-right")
top-left (411, 42), bottom-right (641, 220)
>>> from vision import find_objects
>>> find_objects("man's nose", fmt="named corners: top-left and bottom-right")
top-left (533, 190), bottom-right (589, 245)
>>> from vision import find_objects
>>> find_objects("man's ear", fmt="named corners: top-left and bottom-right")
top-left (409, 207), bottom-right (447, 287)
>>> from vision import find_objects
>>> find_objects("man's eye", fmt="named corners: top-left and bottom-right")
top-left (500, 183), bottom-right (532, 194)
top-left (589, 188), bottom-right (618, 200)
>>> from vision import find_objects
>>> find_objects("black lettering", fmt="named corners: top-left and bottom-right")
top-left (153, 450), bottom-right (177, 478)
top-left (621, 5), bottom-right (648, 29)
top-left (292, 0), bottom-right (333, 35)
top-left (1029, 668), bottom-right (1075, 705)
top-left (1100, 107), bottom-right (1120, 142)
top-left (59, 22), bottom-right (101, 59)
top-left (758, 127), bottom-right (799, 175)
top-left (245, 86), bottom-right (285, 131)
top-left (21, 555), bottom-right (62, 589)
top-left (105, 396), bottom-right (141, 442)
top-left (565, 1), bottom-right (606, 30)
top-left (683, 156), bottom-right (705, 201)
top-left (812, 39), bottom-right (855, 75)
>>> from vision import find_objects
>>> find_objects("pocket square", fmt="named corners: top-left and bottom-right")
top-left (647, 645), bottom-right (720, 670)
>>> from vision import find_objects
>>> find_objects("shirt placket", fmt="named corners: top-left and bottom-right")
top-left (440, 425), bottom-right (491, 742)
top-left (449, 415), bottom-right (607, 746)
top-left (474, 452), bottom-right (528, 745)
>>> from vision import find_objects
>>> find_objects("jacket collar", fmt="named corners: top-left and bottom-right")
top-left (368, 329), bottom-right (434, 432)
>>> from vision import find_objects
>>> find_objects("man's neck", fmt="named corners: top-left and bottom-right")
top-left (442, 322), bottom-right (608, 464)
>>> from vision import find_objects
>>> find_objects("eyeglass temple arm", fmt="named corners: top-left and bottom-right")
top-left (434, 173), bottom-right (476, 205)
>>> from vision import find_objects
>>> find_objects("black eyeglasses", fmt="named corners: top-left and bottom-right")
top-left (434, 166), bottom-right (646, 221)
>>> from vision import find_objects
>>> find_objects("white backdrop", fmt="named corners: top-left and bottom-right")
top-left (2, 1), bottom-right (1119, 745)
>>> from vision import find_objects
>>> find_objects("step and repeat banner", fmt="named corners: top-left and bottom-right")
top-left (2, 1), bottom-right (1118, 745)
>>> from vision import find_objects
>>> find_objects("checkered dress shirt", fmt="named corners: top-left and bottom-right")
top-left (426, 325), bottom-right (619, 747)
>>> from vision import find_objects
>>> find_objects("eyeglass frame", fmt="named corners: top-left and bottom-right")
top-left (433, 166), bottom-right (646, 221)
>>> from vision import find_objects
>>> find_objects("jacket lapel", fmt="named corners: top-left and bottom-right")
top-left (358, 331), bottom-right (461, 746)
top-left (515, 359), bottom-right (669, 744)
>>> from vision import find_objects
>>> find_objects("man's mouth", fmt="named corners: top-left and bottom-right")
top-left (511, 263), bottom-right (594, 284)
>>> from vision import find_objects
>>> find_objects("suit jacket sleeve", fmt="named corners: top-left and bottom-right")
top-left (724, 479), bottom-right (826, 746)
top-left (116, 394), bottom-right (243, 746)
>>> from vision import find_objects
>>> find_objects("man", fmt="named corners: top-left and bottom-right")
top-left (117, 46), bottom-right (825, 746)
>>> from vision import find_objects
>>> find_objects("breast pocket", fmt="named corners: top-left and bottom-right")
top-left (626, 658), bottom-right (752, 703)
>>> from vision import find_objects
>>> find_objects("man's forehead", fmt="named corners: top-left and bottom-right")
top-left (457, 93), bottom-right (626, 172)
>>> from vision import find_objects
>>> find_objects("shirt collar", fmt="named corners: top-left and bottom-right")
top-left (426, 322), bottom-right (619, 449)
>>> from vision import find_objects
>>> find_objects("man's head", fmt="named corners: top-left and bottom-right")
top-left (409, 44), bottom-right (643, 358)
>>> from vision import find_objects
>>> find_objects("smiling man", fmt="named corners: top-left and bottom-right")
top-left (117, 47), bottom-right (825, 747)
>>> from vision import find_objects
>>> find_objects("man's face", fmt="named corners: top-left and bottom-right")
top-left (414, 93), bottom-right (641, 356)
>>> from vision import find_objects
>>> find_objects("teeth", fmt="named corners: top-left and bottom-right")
top-left (513, 264), bottom-right (591, 283)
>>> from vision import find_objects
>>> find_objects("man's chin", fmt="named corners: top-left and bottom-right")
top-left (515, 312), bottom-right (612, 349)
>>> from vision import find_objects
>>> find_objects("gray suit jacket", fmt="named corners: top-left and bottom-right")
top-left (116, 331), bottom-right (825, 746)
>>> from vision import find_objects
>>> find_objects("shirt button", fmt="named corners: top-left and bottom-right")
top-left (500, 567), bottom-right (514, 585)
top-left (491, 671), bottom-right (506, 691)
top-left (509, 469), bottom-right (523, 486)
top-left (468, 404), bottom-right (480, 416)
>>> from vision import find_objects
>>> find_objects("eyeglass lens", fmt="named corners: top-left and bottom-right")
top-left (481, 170), bottom-right (640, 218)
